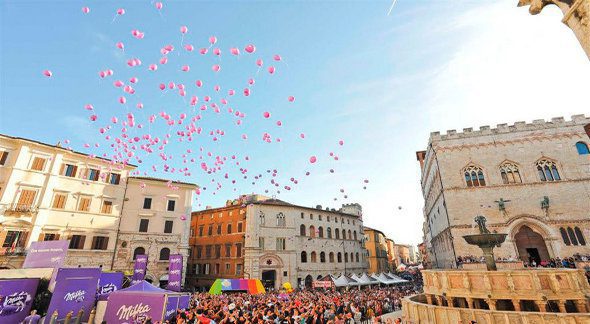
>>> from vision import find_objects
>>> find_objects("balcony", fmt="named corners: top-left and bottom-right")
top-left (0, 247), bottom-right (27, 256)
top-left (4, 204), bottom-right (38, 216)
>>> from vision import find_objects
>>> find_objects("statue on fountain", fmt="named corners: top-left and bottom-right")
top-left (474, 215), bottom-right (490, 234)
top-left (463, 216), bottom-right (508, 271)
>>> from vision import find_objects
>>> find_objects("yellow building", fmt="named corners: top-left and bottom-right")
top-left (385, 238), bottom-right (397, 270)
top-left (0, 134), bottom-right (134, 269)
top-left (363, 227), bottom-right (390, 273)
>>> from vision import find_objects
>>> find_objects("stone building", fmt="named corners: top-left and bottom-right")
top-left (416, 115), bottom-right (590, 268)
top-left (0, 134), bottom-right (134, 269)
top-left (393, 243), bottom-right (412, 265)
top-left (187, 202), bottom-right (247, 290)
top-left (112, 176), bottom-right (195, 287)
top-left (364, 227), bottom-right (391, 273)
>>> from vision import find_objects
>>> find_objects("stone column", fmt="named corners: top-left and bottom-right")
top-left (426, 294), bottom-right (433, 305)
top-left (486, 299), bottom-right (496, 311)
top-left (574, 300), bottom-right (588, 313)
top-left (466, 297), bottom-right (474, 309)
top-left (435, 295), bottom-right (443, 306)
top-left (557, 300), bottom-right (567, 313)
top-left (535, 300), bottom-right (547, 312)
top-left (447, 297), bottom-right (454, 308)
top-left (512, 299), bottom-right (521, 311)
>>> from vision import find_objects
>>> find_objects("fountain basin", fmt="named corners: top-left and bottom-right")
top-left (463, 233), bottom-right (507, 248)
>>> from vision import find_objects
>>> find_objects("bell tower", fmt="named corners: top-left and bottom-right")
top-left (518, 0), bottom-right (590, 59)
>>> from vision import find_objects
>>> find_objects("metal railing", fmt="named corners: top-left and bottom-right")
top-left (5, 203), bottom-right (38, 213)
top-left (0, 247), bottom-right (27, 256)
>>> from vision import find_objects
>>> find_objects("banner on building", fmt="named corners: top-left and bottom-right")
top-left (167, 254), bottom-right (183, 291)
top-left (131, 254), bottom-right (148, 285)
top-left (0, 278), bottom-right (39, 323)
top-left (103, 293), bottom-right (166, 323)
top-left (97, 272), bottom-right (124, 301)
top-left (46, 268), bottom-right (101, 322)
top-left (23, 240), bottom-right (69, 269)
top-left (312, 280), bottom-right (334, 289)
top-left (164, 294), bottom-right (191, 320)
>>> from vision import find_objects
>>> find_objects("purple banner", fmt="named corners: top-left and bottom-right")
top-left (167, 254), bottom-right (183, 291)
top-left (0, 278), bottom-right (39, 323)
top-left (164, 294), bottom-right (191, 320)
top-left (131, 254), bottom-right (148, 285)
top-left (104, 293), bottom-right (166, 323)
top-left (46, 268), bottom-right (101, 321)
top-left (23, 240), bottom-right (69, 269)
top-left (98, 272), bottom-right (124, 301)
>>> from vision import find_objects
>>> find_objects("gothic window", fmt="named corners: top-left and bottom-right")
top-left (536, 159), bottom-right (561, 181)
top-left (159, 247), bottom-right (170, 260)
top-left (133, 247), bottom-right (145, 260)
top-left (301, 251), bottom-right (307, 263)
top-left (353, 231), bottom-right (357, 240)
top-left (463, 165), bottom-right (486, 187)
top-left (309, 225), bottom-right (316, 238)
top-left (337, 252), bottom-right (342, 263)
top-left (318, 226), bottom-right (324, 238)
top-left (567, 227), bottom-right (579, 245)
top-left (300, 224), bottom-right (306, 236)
top-left (499, 162), bottom-right (522, 184)
top-left (276, 213), bottom-right (286, 227)
top-left (576, 142), bottom-right (590, 155)
top-left (259, 211), bottom-right (265, 225)
top-left (327, 227), bottom-right (332, 239)
top-left (335, 228), bottom-right (340, 239)
top-left (320, 252), bottom-right (326, 263)
top-left (560, 227), bottom-right (571, 246)
top-left (329, 252), bottom-right (335, 263)
top-left (311, 251), bottom-right (317, 263)
top-left (355, 252), bottom-right (359, 263)
top-left (575, 227), bottom-right (586, 245)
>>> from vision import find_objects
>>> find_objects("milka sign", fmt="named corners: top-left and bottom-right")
top-left (116, 303), bottom-right (152, 321)
top-left (104, 293), bottom-right (166, 323)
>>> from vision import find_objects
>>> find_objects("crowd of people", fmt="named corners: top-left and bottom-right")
top-left (456, 254), bottom-right (590, 269)
top-left (163, 285), bottom-right (419, 324)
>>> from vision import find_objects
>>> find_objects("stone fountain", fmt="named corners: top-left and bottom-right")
top-left (462, 215), bottom-right (507, 271)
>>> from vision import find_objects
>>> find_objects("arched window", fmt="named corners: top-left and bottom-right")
top-left (301, 251), bottom-right (307, 263)
top-left (159, 247), bottom-right (170, 260)
top-left (560, 227), bottom-right (571, 246)
top-left (567, 227), bottom-right (579, 245)
top-left (300, 224), bottom-right (306, 236)
top-left (344, 253), bottom-right (349, 263)
top-left (311, 251), bottom-right (317, 263)
top-left (347, 230), bottom-right (352, 240)
top-left (335, 229), bottom-right (340, 239)
top-left (327, 227), bottom-right (332, 239)
top-left (576, 142), bottom-right (590, 155)
top-left (342, 230), bottom-right (346, 240)
top-left (329, 252), bottom-right (335, 263)
top-left (259, 211), bottom-right (265, 225)
top-left (318, 226), bottom-right (324, 238)
top-left (337, 252), bottom-right (342, 263)
top-left (276, 213), bottom-right (286, 227)
top-left (133, 247), bottom-right (145, 260)
top-left (309, 226), bottom-right (316, 238)
top-left (464, 165), bottom-right (486, 187)
top-left (227, 224), bottom-right (232, 234)
top-left (350, 253), bottom-right (353, 262)
top-left (536, 159), bottom-right (561, 181)
top-left (574, 227), bottom-right (586, 245)
top-left (355, 252), bottom-right (359, 262)
top-left (353, 231), bottom-right (357, 241)
top-left (320, 252), bottom-right (326, 263)
top-left (499, 162), bottom-right (522, 184)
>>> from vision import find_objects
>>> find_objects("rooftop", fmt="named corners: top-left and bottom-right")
top-left (129, 176), bottom-right (197, 187)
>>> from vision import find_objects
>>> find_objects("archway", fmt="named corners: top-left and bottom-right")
top-left (261, 270), bottom-right (276, 290)
top-left (514, 225), bottom-right (550, 264)
top-left (304, 275), bottom-right (313, 289)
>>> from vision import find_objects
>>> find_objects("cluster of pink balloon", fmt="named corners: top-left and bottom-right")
top-left (42, 3), bottom-right (370, 214)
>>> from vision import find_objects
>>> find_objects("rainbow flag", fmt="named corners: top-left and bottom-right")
top-left (209, 279), bottom-right (266, 295)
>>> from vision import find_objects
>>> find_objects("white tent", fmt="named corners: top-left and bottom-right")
top-left (383, 272), bottom-right (409, 284)
top-left (359, 272), bottom-right (380, 285)
top-left (349, 273), bottom-right (372, 286)
top-left (333, 274), bottom-right (359, 287)
top-left (370, 273), bottom-right (396, 285)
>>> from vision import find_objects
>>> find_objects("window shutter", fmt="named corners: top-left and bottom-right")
top-left (59, 164), bottom-right (65, 175)
top-left (103, 237), bottom-right (109, 250)
top-left (91, 236), bottom-right (97, 249)
top-left (38, 233), bottom-right (45, 241)
top-left (79, 235), bottom-right (86, 249)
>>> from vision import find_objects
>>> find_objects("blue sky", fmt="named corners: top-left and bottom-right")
top-left (1, 0), bottom-right (589, 245)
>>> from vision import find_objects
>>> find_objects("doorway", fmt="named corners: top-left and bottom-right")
top-left (261, 270), bottom-right (276, 290)
top-left (304, 275), bottom-right (313, 289)
top-left (514, 225), bottom-right (550, 263)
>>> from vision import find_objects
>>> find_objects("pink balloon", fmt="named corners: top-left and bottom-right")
top-left (159, 83), bottom-right (166, 90)
top-left (228, 89), bottom-right (235, 96)
top-left (129, 77), bottom-right (138, 83)
top-left (43, 70), bottom-right (52, 77)
top-left (84, 104), bottom-right (94, 110)
top-left (339, 140), bottom-right (344, 145)
top-left (309, 156), bottom-right (317, 163)
top-left (82, 6), bottom-right (90, 14)
top-left (119, 96), bottom-right (126, 104)
top-left (268, 66), bottom-right (276, 74)
top-left (99, 71), bottom-right (106, 78)
top-left (111, 117), bottom-right (118, 123)
top-left (160, 57), bottom-right (168, 64)
top-left (243, 88), bottom-right (250, 96)
top-left (113, 80), bottom-right (124, 87)
top-left (263, 112), bottom-right (271, 118)
top-left (288, 96), bottom-right (295, 102)
top-left (181, 65), bottom-right (190, 72)
top-left (212, 64), bottom-right (221, 72)
top-left (117, 8), bottom-right (125, 15)
top-left (300, 133), bottom-right (305, 139)
top-left (195, 80), bottom-right (203, 87)
top-left (184, 44), bottom-right (194, 51)
top-left (116, 42), bottom-right (124, 50)
top-left (245, 44), bottom-right (256, 53)
top-left (137, 102), bottom-right (144, 109)
top-left (276, 121), bottom-right (282, 126)
top-left (89, 115), bottom-right (97, 121)
top-left (213, 48), bottom-right (221, 56)
top-left (230, 47), bottom-right (240, 56)
top-left (180, 26), bottom-right (188, 34)
top-left (256, 59), bottom-right (263, 67)
top-left (149, 64), bottom-right (158, 71)
top-left (107, 69), bottom-right (114, 76)
top-left (199, 48), bottom-right (208, 55)
top-left (155, 2), bottom-right (163, 9)
top-left (168, 82), bottom-right (175, 89)
top-left (274, 54), bottom-right (282, 61)
top-left (209, 36), bottom-right (217, 44)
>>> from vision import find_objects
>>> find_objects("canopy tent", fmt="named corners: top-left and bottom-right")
top-left (349, 273), bottom-right (372, 286)
top-left (359, 273), bottom-right (380, 285)
top-left (370, 273), bottom-right (396, 285)
top-left (103, 280), bottom-right (190, 324)
top-left (382, 273), bottom-right (409, 284)
top-left (333, 274), bottom-right (359, 287)
top-left (209, 279), bottom-right (265, 295)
